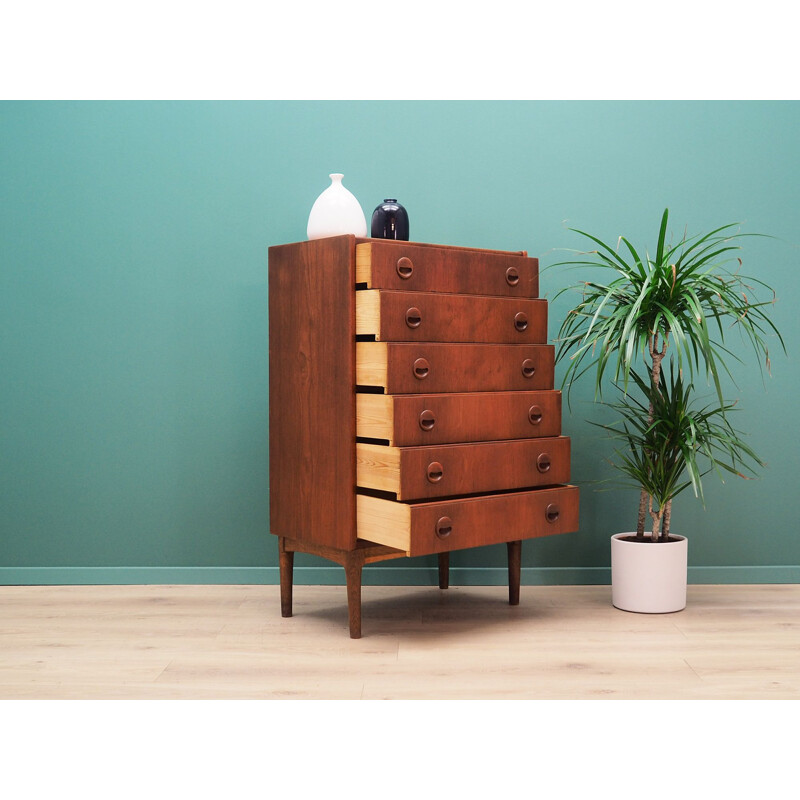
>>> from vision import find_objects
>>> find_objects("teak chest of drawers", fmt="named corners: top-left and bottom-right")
top-left (268, 236), bottom-right (579, 637)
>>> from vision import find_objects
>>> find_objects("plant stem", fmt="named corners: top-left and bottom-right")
top-left (662, 499), bottom-right (672, 539)
top-left (636, 331), bottom-right (669, 536)
top-left (648, 495), bottom-right (663, 542)
top-left (636, 491), bottom-right (648, 537)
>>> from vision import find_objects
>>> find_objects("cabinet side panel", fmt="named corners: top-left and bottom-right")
top-left (269, 236), bottom-right (356, 550)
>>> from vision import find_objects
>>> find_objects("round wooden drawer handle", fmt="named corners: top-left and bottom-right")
top-left (413, 358), bottom-right (429, 379)
top-left (545, 503), bottom-right (560, 523)
top-left (528, 405), bottom-right (543, 425)
top-left (514, 312), bottom-right (528, 332)
top-left (419, 409), bottom-right (436, 431)
top-left (505, 266), bottom-right (520, 287)
top-left (405, 307), bottom-right (422, 328)
top-left (427, 461), bottom-right (444, 483)
top-left (537, 453), bottom-right (551, 473)
top-left (435, 516), bottom-right (453, 539)
top-left (396, 257), bottom-right (414, 279)
top-left (522, 359), bottom-right (536, 378)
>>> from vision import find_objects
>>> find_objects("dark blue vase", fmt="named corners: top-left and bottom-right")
top-left (371, 199), bottom-right (409, 241)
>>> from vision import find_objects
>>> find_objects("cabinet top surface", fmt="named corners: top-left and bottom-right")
top-left (268, 236), bottom-right (529, 258)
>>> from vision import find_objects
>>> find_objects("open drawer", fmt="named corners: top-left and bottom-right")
top-left (357, 342), bottom-right (555, 393)
top-left (356, 290), bottom-right (547, 343)
top-left (357, 390), bottom-right (562, 445)
top-left (356, 240), bottom-right (539, 297)
top-left (357, 485), bottom-right (580, 556)
top-left (357, 437), bottom-right (571, 500)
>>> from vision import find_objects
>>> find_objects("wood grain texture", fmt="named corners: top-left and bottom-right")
top-left (357, 342), bottom-right (555, 394)
top-left (355, 241), bottom-right (539, 297)
top-left (356, 238), bottom-right (528, 257)
top-left (356, 494), bottom-right (412, 552)
top-left (270, 236), bottom-right (577, 636)
top-left (356, 290), bottom-right (548, 343)
top-left (357, 437), bottom-right (571, 501)
top-left (356, 393), bottom-right (395, 441)
top-left (281, 536), bottom-right (407, 566)
top-left (357, 390), bottom-right (563, 445)
top-left (344, 552), bottom-right (364, 639)
top-left (408, 484), bottom-right (579, 556)
top-left (357, 485), bottom-right (579, 556)
top-left (5, 584), bottom-right (796, 699)
top-left (268, 236), bottom-right (357, 550)
top-left (356, 443), bottom-right (401, 494)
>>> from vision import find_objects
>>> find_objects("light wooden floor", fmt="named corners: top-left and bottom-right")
top-left (1, 583), bottom-right (798, 699)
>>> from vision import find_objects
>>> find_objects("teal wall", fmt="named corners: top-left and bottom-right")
top-left (2, 101), bottom-right (798, 585)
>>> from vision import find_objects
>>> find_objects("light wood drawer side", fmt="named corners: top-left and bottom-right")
top-left (357, 494), bottom-right (412, 553)
top-left (356, 394), bottom-right (394, 441)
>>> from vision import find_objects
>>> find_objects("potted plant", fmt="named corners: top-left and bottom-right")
top-left (551, 209), bottom-right (784, 612)
top-left (598, 368), bottom-right (763, 611)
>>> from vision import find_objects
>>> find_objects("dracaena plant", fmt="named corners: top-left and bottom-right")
top-left (551, 208), bottom-right (784, 538)
top-left (594, 368), bottom-right (764, 541)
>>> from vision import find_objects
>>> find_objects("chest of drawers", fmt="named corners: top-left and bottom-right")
top-left (268, 236), bottom-right (579, 637)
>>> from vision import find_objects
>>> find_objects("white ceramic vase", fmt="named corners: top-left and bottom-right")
top-left (610, 533), bottom-right (688, 613)
top-left (306, 173), bottom-right (367, 240)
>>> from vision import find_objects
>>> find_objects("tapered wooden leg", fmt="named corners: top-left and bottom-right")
top-left (279, 538), bottom-right (294, 618)
top-left (507, 540), bottom-right (521, 606)
top-left (438, 552), bottom-right (450, 589)
top-left (344, 553), bottom-right (364, 639)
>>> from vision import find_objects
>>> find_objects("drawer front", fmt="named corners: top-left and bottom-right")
top-left (356, 241), bottom-right (539, 297)
top-left (357, 342), bottom-right (555, 394)
top-left (357, 437), bottom-right (571, 501)
top-left (357, 485), bottom-right (579, 556)
top-left (356, 290), bottom-right (548, 343)
top-left (357, 390), bottom-right (562, 445)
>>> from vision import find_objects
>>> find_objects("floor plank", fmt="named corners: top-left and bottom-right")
top-left (1, 584), bottom-right (798, 699)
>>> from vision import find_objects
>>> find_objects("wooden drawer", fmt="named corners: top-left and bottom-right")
top-left (357, 342), bottom-right (555, 393)
top-left (357, 436), bottom-right (570, 501)
top-left (357, 390), bottom-right (562, 445)
top-left (357, 485), bottom-right (579, 556)
top-left (356, 241), bottom-right (539, 297)
top-left (356, 290), bottom-right (547, 343)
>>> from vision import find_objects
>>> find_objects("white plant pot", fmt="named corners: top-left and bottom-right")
top-left (307, 173), bottom-right (367, 240)
top-left (610, 533), bottom-right (688, 613)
